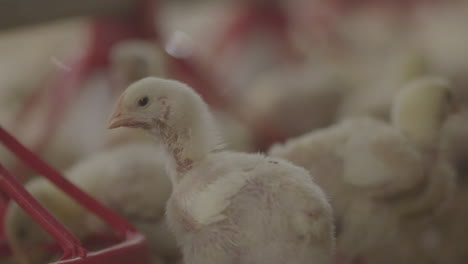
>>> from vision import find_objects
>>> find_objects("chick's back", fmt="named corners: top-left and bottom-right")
top-left (168, 151), bottom-right (334, 264)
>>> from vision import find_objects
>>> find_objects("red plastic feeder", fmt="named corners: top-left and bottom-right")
top-left (0, 125), bottom-right (152, 263)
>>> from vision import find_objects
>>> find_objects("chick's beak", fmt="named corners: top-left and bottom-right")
top-left (108, 112), bottom-right (130, 129)
top-left (108, 110), bottom-right (149, 129)
top-left (108, 110), bottom-right (130, 129)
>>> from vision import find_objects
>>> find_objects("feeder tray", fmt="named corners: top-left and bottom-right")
top-left (0, 125), bottom-right (152, 263)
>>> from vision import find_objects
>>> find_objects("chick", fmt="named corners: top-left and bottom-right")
top-left (239, 63), bottom-right (349, 149)
top-left (2, 40), bottom-right (167, 180)
top-left (5, 178), bottom-right (87, 264)
top-left (338, 48), bottom-right (429, 121)
top-left (0, 20), bottom-right (89, 177)
top-left (105, 40), bottom-right (169, 148)
top-left (110, 40), bottom-right (168, 92)
top-left (5, 143), bottom-right (179, 264)
top-left (269, 77), bottom-right (458, 263)
top-left (108, 77), bottom-right (335, 264)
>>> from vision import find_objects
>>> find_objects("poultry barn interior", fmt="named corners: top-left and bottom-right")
top-left (0, 0), bottom-right (467, 263)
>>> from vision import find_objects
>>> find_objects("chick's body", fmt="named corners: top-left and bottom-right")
top-left (269, 77), bottom-right (458, 263)
top-left (270, 117), bottom-right (422, 206)
top-left (167, 152), bottom-right (334, 264)
top-left (269, 117), bottom-right (432, 256)
top-left (241, 64), bottom-right (348, 141)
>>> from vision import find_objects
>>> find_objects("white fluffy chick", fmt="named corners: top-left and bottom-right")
top-left (5, 143), bottom-right (178, 264)
top-left (269, 77), bottom-right (458, 263)
top-left (239, 63), bottom-right (349, 145)
top-left (108, 77), bottom-right (335, 264)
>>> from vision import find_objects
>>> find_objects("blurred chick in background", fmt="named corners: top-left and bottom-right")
top-left (338, 48), bottom-right (429, 121)
top-left (270, 77), bottom-right (458, 263)
top-left (105, 39), bottom-right (169, 148)
top-left (5, 143), bottom-right (179, 264)
top-left (0, 38), bottom-right (165, 182)
top-left (0, 20), bottom-right (86, 179)
top-left (110, 40), bottom-right (169, 92)
top-left (239, 62), bottom-right (351, 149)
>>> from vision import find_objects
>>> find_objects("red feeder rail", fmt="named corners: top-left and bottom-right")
top-left (0, 125), bottom-right (152, 263)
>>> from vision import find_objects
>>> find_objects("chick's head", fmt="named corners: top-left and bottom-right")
top-left (391, 77), bottom-right (458, 148)
top-left (107, 77), bottom-right (206, 133)
top-left (5, 179), bottom-right (86, 264)
top-left (5, 202), bottom-right (58, 264)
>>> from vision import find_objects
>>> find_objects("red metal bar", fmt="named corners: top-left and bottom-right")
top-left (0, 126), bottom-right (136, 237)
top-left (0, 164), bottom-right (86, 259)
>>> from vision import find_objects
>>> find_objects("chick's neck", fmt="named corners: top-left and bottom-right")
top-left (147, 93), bottom-right (224, 184)
top-left (152, 117), bottom-right (219, 185)
top-left (149, 120), bottom-right (192, 182)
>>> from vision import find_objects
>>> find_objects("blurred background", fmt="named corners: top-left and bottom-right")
top-left (0, 0), bottom-right (468, 263)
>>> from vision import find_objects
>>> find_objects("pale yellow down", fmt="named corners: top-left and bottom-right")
top-left (391, 77), bottom-right (453, 148)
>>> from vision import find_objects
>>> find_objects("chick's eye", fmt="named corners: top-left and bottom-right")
top-left (138, 96), bottom-right (149, 107)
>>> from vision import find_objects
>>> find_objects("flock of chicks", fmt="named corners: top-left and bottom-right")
top-left (1, 1), bottom-right (468, 264)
